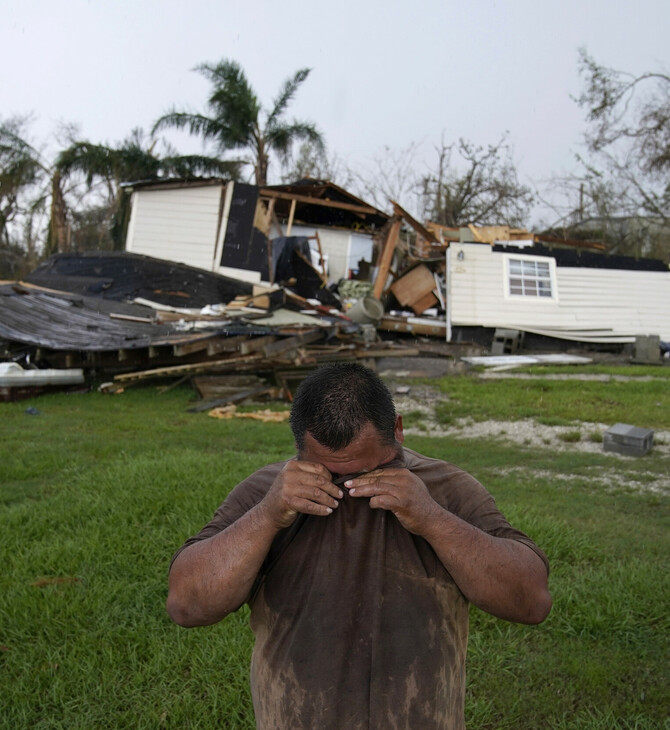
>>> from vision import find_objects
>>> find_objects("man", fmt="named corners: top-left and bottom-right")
top-left (167, 363), bottom-right (551, 729)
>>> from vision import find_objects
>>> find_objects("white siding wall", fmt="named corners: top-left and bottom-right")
top-left (283, 225), bottom-right (374, 282)
top-left (282, 226), bottom-right (360, 281)
top-left (449, 242), bottom-right (670, 342)
top-left (126, 185), bottom-right (224, 272)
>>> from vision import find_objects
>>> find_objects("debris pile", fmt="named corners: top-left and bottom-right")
top-left (2, 176), bottom-right (624, 403)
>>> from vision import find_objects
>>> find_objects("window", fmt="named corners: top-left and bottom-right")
top-left (507, 257), bottom-right (554, 298)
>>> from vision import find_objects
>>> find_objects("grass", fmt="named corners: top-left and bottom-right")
top-left (519, 363), bottom-right (670, 379)
top-left (432, 371), bottom-right (670, 428)
top-left (0, 367), bottom-right (669, 729)
top-left (557, 430), bottom-right (582, 442)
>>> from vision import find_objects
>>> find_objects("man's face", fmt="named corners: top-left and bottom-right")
top-left (298, 417), bottom-right (404, 480)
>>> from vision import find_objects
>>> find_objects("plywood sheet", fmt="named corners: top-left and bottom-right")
top-left (390, 264), bottom-right (437, 308)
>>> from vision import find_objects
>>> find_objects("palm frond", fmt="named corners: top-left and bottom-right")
top-left (161, 154), bottom-right (243, 180)
top-left (196, 60), bottom-right (259, 145)
top-left (152, 111), bottom-right (229, 143)
top-left (265, 121), bottom-right (325, 158)
top-left (266, 68), bottom-right (311, 128)
top-left (56, 143), bottom-right (117, 186)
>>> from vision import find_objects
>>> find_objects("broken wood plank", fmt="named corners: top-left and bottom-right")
top-left (109, 312), bottom-right (155, 324)
top-left (286, 198), bottom-right (297, 235)
top-left (351, 347), bottom-right (420, 358)
top-left (206, 334), bottom-right (249, 356)
top-left (187, 386), bottom-right (275, 412)
top-left (262, 329), bottom-right (325, 357)
top-left (259, 188), bottom-right (379, 216)
top-left (373, 217), bottom-right (402, 299)
top-left (113, 352), bottom-right (265, 382)
top-left (377, 315), bottom-right (447, 338)
top-left (391, 200), bottom-right (440, 243)
top-left (192, 374), bottom-right (266, 399)
top-left (240, 334), bottom-right (278, 355)
top-left (173, 337), bottom-right (217, 357)
top-left (156, 375), bottom-right (191, 394)
top-left (468, 223), bottom-right (485, 242)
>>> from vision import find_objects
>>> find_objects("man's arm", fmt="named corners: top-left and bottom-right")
top-left (346, 469), bottom-right (552, 625)
top-left (166, 460), bottom-right (343, 627)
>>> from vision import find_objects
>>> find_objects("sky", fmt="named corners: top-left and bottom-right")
top-left (3, 0), bottom-right (669, 227)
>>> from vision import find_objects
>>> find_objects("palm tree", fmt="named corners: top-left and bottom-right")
top-left (152, 59), bottom-right (324, 185)
top-left (54, 128), bottom-right (239, 250)
top-left (0, 116), bottom-right (56, 274)
top-left (0, 117), bottom-right (45, 249)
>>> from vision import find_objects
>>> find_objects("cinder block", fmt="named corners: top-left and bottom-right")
top-left (634, 335), bottom-right (660, 363)
top-left (491, 328), bottom-right (524, 355)
top-left (603, 423), bottom-right (654, 457)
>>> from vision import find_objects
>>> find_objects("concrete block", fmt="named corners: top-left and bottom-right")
top-left (634, 335), bottom-right (660, 363)
top-left (491, 329), bottom-right (524, 355)
top-left (603, 423), bottom-right (654, 457)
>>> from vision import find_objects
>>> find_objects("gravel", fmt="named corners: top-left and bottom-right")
top-left (387, 382), bottom-right (670, 495)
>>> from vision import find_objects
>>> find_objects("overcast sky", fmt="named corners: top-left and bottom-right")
top-left (3, 0), bottom-right (669, 226)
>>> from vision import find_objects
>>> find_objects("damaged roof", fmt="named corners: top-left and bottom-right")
top-left (123, 176), bottom-right (390, 231)
top-left (260, 178), bottom-right (390, 230)
top-left (0, 282), bottom-right (180, 351)
top-left (24, 250), bottom-right (255, 308)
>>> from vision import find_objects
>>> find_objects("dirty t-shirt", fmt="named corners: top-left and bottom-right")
top-left (173, 447), bottom-right (548, 730)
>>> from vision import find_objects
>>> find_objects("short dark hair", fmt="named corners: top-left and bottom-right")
top-left (290, 362), bottom-right (397, 452)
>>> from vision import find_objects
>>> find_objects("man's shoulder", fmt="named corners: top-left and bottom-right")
top-left (401, 446), bottom-right (487, 504)
top-left (232, 459), bottom-right (291, 497)
top-left (402, 446), bottom-right (470, 478)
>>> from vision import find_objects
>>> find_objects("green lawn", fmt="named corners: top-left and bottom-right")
top-left (0, 368), bottom-right (668, 729)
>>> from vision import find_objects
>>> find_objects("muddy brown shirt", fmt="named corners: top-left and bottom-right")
top-left (173, 447), bottom-right (548, 730)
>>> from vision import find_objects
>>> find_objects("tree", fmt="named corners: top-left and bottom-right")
top-left (0, 116), bottom-right (50, 276)
top-left (152, 59), bottom-right (324, 185)
top-left (419, 134), bottom-right (534, 227)
top-left (53, 128), bottom-right (238, 251)
top-left (279, 140), bottom-right (356, 189)
top-left (353, 142), bottom-right (424, 215)
top-left (574, 48), bottom-right (670, 229)
top-left (0, 116), bottom-right (45, 247)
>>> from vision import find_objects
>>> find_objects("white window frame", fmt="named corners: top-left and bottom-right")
top-left (503, 254), bottom-right (557, 301)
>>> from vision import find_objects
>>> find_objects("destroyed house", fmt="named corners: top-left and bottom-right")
top-left (123, 177), bottom-right (389, 286)
top-left (444, 238), bottom-right (670, 345)
top-left (376, 216), bottom-right (670, 347)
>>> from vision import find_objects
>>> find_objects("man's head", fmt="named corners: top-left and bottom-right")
top-left (290, 362), bottom-right (399, 454)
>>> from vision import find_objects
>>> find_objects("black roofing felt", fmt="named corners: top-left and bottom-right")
top-left (0, 283), bottom-right (272, 352)
top-left (0, 283), bottom-right (177, 350)
top-left (492, 243), bottom-right (669, 272)
top-left (25, 251), bottom-right (254, 308)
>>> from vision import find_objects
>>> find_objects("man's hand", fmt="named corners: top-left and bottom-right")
top-left (345, 468), bottom-right (439, 535)
top-left (261, 460), bottom-right (343, 529)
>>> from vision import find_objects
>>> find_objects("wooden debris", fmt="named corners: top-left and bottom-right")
top-left (378, 315), bottom-right (447, 337)
top-left (113, 352), bottom-right (267, 383)
top-left (373, 217), bottom-right (402, 299)
top-left (207, 404), bottom-right (291, 422)
top-left (188, 386), bottom-right (277, 413)
top-left (192, 374), bottom-right (267, 400)
top-left (390, 264), bottom-right (439, 314)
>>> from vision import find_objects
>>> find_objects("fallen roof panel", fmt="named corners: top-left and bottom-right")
top-left (24, 250), bottom-right (254, 307)
top-left (0, 283), bottom-right (180, 351)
